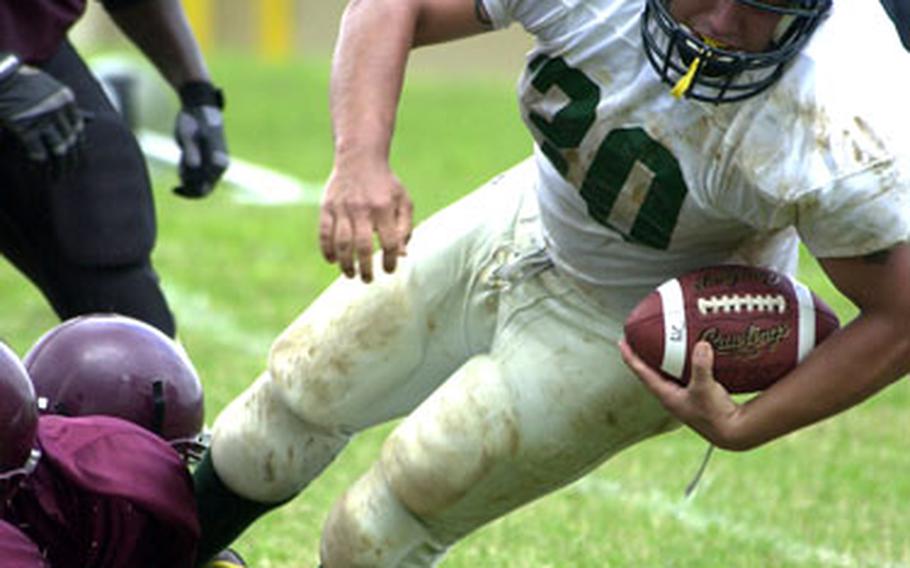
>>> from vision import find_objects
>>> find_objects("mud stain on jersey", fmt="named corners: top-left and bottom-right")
top-left (812, 108), bottom-right (833, 159)
top-left (666, 112), bottom-right (713, 159)
top-left (852, 116), bottom-right (887, 154)
top-left (564, 148), bottom-right (585, 187)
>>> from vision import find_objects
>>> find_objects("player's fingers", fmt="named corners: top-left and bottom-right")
top-left (334, 215), bottom-right (356, 278)
top-left (42, 128), bottom-right (67, 177)
top-left (65, 103), bottom-right (85, 137)
top-left (396, 194), bottom-right (414, 257)
top-left (374, 206), bottom-right (401, 275)
top-left (46, 124), bottom-right (69, 157)
top-left (18, 127), bottom-right (48, 162)
top-left (175, 114), bottom-right (203, 179)
top-left (54, 106), bottom-right (80, 151)
top-left (319, 208), bottom-right (338, 263)
top-left (56, 115), bottom-right (81, 174)
top-left (688, 341), bottom-right (715, 387)
top-left (52, 118), bottom-right (81, 177)
top-left (619, 340), bottom-right (682, 400)
top-left (181, 137), bottom-right (202, 170)
top-left (352, 216), bottom-right (375, 283)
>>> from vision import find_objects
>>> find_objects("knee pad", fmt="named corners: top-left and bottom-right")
top-left (266, 276), bottom-right (425, 433)
top-left (321, 465), bottom-right (446, 568)
top-left (322, 355), bottom-right (519, 567)
top-left (267, 324), bottom-right (349, 432)
top-left (212, 372), bottom-right (348, 502)
top-left (379, 355), bottom-right (520, 537)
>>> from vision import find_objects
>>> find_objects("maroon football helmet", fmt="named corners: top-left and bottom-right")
top-left (0, 341), bottom-right (41, 495)
top-left (23, 314), bottom-right (206, 462)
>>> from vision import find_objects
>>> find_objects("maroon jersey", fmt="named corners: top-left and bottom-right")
top-left (4, 415), bottom-right (200, 567)
top-left (0, 0), bottom-right (87, 63)
top-left (0, 521), bottom-right (49, 567)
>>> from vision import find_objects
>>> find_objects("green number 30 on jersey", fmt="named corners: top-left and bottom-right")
top-left (528, 54), bottom-right (688, 250)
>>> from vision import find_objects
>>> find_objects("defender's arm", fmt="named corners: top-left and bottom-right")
top-left (103, 0), bottom-right (211, 88)
top-left (104, 0), bottom-right (228, 198)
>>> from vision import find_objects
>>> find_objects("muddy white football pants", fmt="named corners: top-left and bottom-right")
top-left (210, 159), bottom-right (676, 566)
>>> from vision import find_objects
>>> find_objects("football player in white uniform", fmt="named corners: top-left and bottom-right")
top-left (191, 0), bottom-right (910, 566)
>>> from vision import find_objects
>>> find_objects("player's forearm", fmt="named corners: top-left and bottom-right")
top-left (724, 309), bottom-right (910, 450)
top-left (105, 0), bottom-right (211, 89)
top-left (330, 0), bottom-right (417, 167)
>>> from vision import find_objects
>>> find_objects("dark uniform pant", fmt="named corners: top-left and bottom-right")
top-left (881, 0), bottom-right (910, 50)
top-left (0, 40), bottom-right (175, 336)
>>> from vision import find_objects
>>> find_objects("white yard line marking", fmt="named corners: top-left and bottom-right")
top-left (572, 477), bottom-right (909, 568)
top-left (163, 282), bottom-right (276, 357)
top-left (138, 130), bottom-right (324, 206)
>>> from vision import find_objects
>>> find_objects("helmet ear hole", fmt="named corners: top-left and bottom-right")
top-left (151, 380), bottom-right (166, 436)
top-left (23, 314), bottom-right (205, 461)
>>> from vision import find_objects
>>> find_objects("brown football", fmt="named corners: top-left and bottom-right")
top-left (624, 265), bottom-right (840, 393)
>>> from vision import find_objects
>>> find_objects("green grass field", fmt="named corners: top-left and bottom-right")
top-left (2, 52), bottom-right (909, 567)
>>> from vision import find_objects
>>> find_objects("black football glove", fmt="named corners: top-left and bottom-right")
top-left (0, 52), bottom-right (85, 175)
top-left (173, 81), bottom-right (229, 198)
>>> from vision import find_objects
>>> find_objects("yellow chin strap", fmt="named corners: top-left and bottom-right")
top-left (670, 36), bottom-right (723, 99)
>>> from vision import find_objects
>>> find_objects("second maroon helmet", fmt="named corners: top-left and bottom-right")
top-left (0, 341), bottom-right (40, 483)
top-left (23, 314), bottom-right (206, 460)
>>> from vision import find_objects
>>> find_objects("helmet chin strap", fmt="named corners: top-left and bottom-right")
top-left (670, 56), bottom-right (702, 98)
top-left (671, 35), bottom-right (724, 99)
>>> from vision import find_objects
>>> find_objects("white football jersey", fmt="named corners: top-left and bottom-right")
top-left (482, 0), bottom-right (910, 307)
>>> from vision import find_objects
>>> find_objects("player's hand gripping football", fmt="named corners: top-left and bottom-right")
top-left (620, 339), bottom-right (743, 448)
top-left (320, 159), bottom-right (413, 283)
top-left (173, 81), bottom-right (229, 198)
top-left (0, 53), bottom-right (84, 175)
